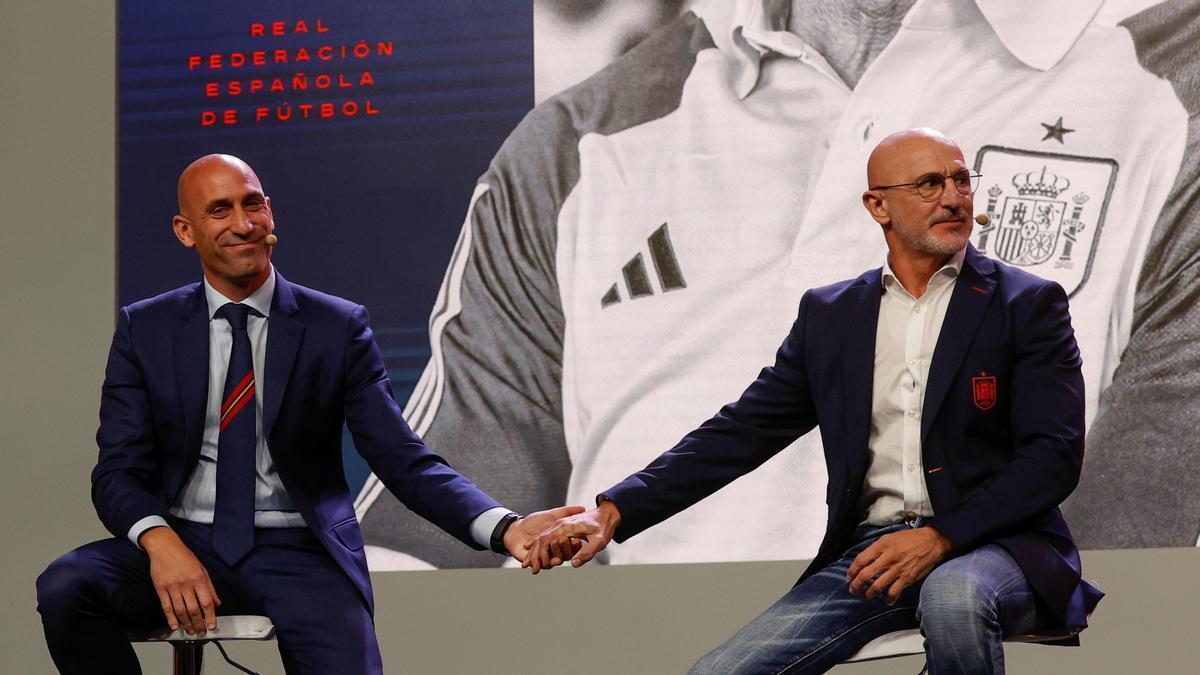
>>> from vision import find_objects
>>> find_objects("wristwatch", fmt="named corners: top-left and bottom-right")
top-left (490, 512), bottom-right (520, 555)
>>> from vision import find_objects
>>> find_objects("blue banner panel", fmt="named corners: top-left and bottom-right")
top-left (119, 1), bottom-right (533, 492)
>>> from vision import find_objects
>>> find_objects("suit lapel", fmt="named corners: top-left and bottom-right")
top-left (173, 285), bottom-right (210, 463)
top-left (263, 273), bottom-right (304, 440)
top-left (922, 247), bottom-right (997, 443)
top-left (841, 270), bottom-right (883, 484)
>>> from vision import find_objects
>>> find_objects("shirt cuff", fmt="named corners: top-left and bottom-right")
top-left (128, 515), bottom-right (170, 549)
top-left (468, 507), bottom-right (515, 549)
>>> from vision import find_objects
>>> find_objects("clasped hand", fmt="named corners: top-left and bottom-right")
top-left (520, 500), bottom-right (622, 574)
top-left (501, 504), bottom-right (590, 561)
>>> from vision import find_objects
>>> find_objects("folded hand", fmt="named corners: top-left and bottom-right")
top-left (847, 525), bottom-right (951, 605)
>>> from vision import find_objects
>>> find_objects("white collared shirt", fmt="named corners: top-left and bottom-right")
top-left (174, 267), bottom-right (305, 527)
top-left (861, 248), bottom-right (965, 526)
top-left (127, 268), bottom-right (306, 546)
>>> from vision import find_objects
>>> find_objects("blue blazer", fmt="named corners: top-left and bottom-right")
top-left (91, 271), bottom-right (501, 611)
top-left (605, 246), bottom-right (1102, 634)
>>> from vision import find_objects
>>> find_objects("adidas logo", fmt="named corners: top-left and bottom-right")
top-left (601, 223), bottom-right (687, 308)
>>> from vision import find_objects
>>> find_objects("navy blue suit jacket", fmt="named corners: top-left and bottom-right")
top-left (605, 246), bottom-right (1101, 634)
top-left (91, 271), bottom-right (500, 611)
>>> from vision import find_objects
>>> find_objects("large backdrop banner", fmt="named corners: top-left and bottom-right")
top-left (120, 0), bottom-right (1200, 572)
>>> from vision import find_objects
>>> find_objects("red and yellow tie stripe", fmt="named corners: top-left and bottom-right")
top-left (219, 371), bottom-right (256, 432)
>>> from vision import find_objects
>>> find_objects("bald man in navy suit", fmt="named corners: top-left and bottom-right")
top-left (35, 154), bottom-right (581, 674)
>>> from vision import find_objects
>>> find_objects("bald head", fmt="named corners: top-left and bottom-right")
top-left (171, 153), bottom-right (275, 300)
top-left (866, 128), bottom-right (964, 190)
top-left (861, 127), bottom-right (974, 263)
top-left (177, 154), bottom-right (263, 216)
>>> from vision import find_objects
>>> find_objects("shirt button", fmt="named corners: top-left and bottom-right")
top-left (906, 358), bottom-right (917, 367)
top-left (906, 409), bottom-right (917, 419)
top-left (907, 464), bottom-right (916, 472)
top-left (913, 305), bottom-right (923, 314)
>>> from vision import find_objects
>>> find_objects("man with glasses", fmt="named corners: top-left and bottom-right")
top-left (873, 171), bottom-right (981, 203)
top-left (523, 128), bottom-right (1102, 673)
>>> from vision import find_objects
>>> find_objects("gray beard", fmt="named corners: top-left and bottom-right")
top-left (895, 224), bottom-right (968, 257)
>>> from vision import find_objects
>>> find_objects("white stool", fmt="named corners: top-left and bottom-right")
top-left (128, 614), bottom-right (275, 675)
top-left (844, 623), bottom-right (1086, 663)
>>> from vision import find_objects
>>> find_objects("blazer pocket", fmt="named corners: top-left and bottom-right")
top-left (332, 517), bottom-right (364, 552)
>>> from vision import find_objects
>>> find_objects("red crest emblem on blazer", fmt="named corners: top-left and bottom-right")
top-left (972, 373), bottom-right (997, 410)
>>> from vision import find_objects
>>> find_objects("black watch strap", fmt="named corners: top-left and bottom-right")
top-left (490, 512), bottom-right (520, 555)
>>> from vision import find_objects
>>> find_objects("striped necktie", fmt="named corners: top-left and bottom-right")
top-left (212, 303), bottom-right (257, 566)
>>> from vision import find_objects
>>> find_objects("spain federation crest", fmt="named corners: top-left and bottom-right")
top-left (971, 146), bottom-right (1118, 297)
top-left (972, 373), bottom-right (997, 411)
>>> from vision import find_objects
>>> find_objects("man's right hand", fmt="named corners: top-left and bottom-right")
top-left (522, 499), bottom-right (621, 574)
top-left (139, 527), bottom-right (221, 636)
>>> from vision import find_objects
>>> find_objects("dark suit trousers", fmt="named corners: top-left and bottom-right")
top-left (36, 518), bottom-right (381, 674)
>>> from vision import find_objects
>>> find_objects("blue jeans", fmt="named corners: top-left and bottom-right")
top-left (690, 522), bottom-right (1041, 674)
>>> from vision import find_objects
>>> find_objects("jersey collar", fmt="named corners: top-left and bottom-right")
top-left (692, 0), bottom-right (1106, 99)
top-left (972, 0), bottom-right (1104, 71)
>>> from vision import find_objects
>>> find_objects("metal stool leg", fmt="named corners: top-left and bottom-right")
top-left (171, 641), bottom-right (204, 675)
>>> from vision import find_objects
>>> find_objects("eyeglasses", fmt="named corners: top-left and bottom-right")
top-left (871, 171), bottom-right (982, 201)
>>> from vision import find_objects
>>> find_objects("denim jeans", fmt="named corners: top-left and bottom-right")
top-left (690, 521), bottom-right (1041, 674)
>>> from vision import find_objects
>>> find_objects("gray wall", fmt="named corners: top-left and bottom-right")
top-left (2, 2), bottom-right (1197, 673)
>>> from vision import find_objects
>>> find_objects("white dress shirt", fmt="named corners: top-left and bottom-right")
top-left (861, 247), bottom-right (965, 526)
top-left (129, 267), bottom-right (509, 548)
